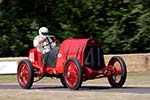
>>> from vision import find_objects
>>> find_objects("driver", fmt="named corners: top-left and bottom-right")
top-left (33, 27), bottom-right (58, 67)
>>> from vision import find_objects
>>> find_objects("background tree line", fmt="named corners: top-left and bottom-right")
top-left (0, 0), bottom-right (150, 57)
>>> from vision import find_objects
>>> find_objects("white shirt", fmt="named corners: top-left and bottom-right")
top-left (33, 35), bottom-right (56, 54)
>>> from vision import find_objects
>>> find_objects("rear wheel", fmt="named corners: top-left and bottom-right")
top-left (17, 59), bottom-right (34, 89)
top-left (64, 58), bottom-right (82, 90)
top-left (59, 75), bottom-right (67, 88)
top-left (107, 56), bottom-right (127, 88)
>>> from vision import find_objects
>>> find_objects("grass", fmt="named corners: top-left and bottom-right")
top-left (0, 71), bottom-right (150, 84)
top-left (128, 71), bottom-right (150, 76)
top-left (0, 74), bottom-right (17, 83)
top-left (0, 74), bottom-right (58, 83)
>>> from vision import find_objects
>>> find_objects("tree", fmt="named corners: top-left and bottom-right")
top-left (0, 0), bottom-right (150, 56)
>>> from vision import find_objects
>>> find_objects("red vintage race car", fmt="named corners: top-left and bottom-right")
top-left (17, 38), bottom-right (127, 90)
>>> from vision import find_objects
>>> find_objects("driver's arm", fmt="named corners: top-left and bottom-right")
top-left (33, 36), bottom-right (46, 47)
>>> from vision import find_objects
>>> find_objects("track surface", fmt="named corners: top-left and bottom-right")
top-left (0, 84), bottom-right (150, 94)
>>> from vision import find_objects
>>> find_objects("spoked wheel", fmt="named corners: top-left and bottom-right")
top-left (17, 59), bottom-right (34, 89)
top-left (64, 58), bottom-right (82, 90)
top-left (107, 56), bottom-right (127, 88)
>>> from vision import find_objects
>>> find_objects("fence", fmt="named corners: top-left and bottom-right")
top-left (0, 53), bottom-right (150, 74)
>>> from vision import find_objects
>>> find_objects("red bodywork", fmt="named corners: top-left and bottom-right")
top-left (28, 38), bottom-right (114, 81)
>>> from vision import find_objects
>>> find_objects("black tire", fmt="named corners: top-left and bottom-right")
top-left (17, 59), bottom-right (34, 89)
top-left (59, 75), bottom-right (67, 88)
top-left (64, 58), bottom-right (82, 90)
top-left (107, 56), bottom-right (127, 88)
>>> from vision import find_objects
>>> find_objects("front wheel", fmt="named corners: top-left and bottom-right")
top-left (17, 59), bottom-right (34, 89)
top-left (107, 56), bottom-right (127, 88)
top-left (64, 58), bottom-right (82, 90)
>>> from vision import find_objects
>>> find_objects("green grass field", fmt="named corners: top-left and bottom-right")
top-left (0, 71), bottom-right (150, 85)
top-left (0, 74), bottom-right (17, 83)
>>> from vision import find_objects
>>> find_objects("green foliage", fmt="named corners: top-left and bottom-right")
top-left (0, 0), bottom-right (150, 57)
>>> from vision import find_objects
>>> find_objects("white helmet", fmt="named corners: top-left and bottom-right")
top-left (39, 27), bottom-right (49, 36)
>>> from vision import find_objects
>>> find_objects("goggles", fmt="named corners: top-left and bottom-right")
top-left (42, 32), bottom-right (48, 35)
